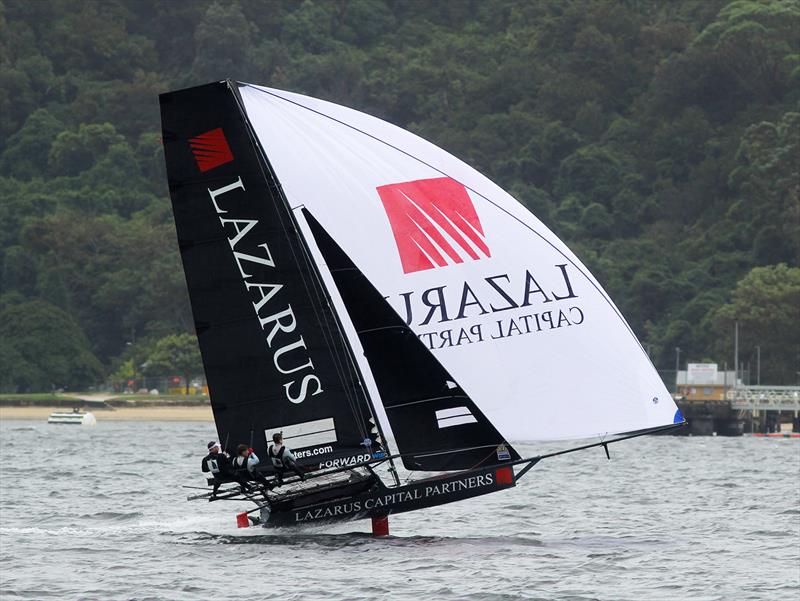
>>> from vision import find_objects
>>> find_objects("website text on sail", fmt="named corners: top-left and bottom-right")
top-left (160, 80), bottom-right (684, 533)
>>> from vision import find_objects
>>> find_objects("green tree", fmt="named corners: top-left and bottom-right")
top-left (711, 264), bottom-right (800, 384)
top-left (650, 0), bottom-right (800, 120)
top-left (48, 122), bottom-right (125, 176)
top-left (0, 299), bottom-right (104, 392)
top-left (694, 1), bottom-right (800, 103)
top-left (580, 202), bottom-right (613, 238)
top-left (728, 111), bottom-right (800, 265)
top-left (0, 109), bottom-right (64, 179)
top-left (143, 333), bottom-right (203, 394)
top-left (555, 145), bottom-right (627, 206)
top-left (191, 1), bottom-right (254, 82)
top-left (1, 244), bottom-right (37, 296)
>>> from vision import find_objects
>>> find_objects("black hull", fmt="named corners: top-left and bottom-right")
top-left (262, 464), bottom-right (516, 527)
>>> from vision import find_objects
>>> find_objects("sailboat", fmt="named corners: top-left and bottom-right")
top-left (160, 80), bottom-right (683, 531)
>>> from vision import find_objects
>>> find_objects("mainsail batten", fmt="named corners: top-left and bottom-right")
top-left (237, 83), bottom-right (680, 442)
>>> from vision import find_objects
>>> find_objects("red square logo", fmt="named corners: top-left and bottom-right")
top-left (189, 127), bottom-right (234, 172)
top-left (376, 177), bottom-right (491, 274)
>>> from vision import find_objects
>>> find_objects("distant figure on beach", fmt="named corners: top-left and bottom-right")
top-left (202, 441), bottom-right (251, 496)
top-left (268, 433), bottom-right (305, 485)
top-left (232, 444), bottom-right (270, 487)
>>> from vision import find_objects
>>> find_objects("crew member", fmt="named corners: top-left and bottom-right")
top-left (232, 443), bottom-right (271, 488)
top-left (268, 433), bottom-right (305, 485)
top-left (202, 441), bottom-right (251, 496)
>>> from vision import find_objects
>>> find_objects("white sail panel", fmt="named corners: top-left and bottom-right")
top-left (238, 83), bottom-right (680, 441)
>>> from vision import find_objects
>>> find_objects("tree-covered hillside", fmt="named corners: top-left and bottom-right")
top-left (1, 0), bottom-right (798, 391)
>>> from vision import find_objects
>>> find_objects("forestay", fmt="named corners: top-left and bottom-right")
top-left (238, 83), bottom-right (681, 442)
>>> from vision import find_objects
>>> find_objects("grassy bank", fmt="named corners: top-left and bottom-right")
top-left (0, 405), bottom-right (213, 421)
top-left (0, 392), bottom-right (211, 408)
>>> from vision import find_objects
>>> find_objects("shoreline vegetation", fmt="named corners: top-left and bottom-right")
top-left (2, 1), bottom-right (798, 397)
top-left (0, 393), bottom-right (213, 421)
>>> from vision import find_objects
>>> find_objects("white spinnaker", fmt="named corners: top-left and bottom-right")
top-left (238, 83), bottom-right (680, 441)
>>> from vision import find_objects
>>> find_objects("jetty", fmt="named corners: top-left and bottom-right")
top-left (730, 386), bottom-right (800, 434)
top-left (674, 367), bottom-right (799, 435)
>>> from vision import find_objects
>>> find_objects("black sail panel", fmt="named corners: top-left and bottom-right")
top-left (160, 82), bottom-right (377, 464)
top-left (303, 209), bottom-right (520, 471)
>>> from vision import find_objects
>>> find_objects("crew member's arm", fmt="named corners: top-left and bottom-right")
top-left (247, 450), bottom-right (260, 473)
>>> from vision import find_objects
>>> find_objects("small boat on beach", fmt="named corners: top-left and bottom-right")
top-left (47, 410), bottom-right (96, 426)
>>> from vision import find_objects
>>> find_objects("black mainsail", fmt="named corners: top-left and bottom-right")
top-left (160, 82), bottom-right (386, 464)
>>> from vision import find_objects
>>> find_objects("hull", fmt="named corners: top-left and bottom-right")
top-left (263, 464), bottom-right (516, 527)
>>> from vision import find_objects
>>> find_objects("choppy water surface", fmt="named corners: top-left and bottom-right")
top-left (0, 421), bottom-right (797, 600)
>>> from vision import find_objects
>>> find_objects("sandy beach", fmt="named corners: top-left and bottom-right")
top-left (0, 405), bottom-right (214, 422)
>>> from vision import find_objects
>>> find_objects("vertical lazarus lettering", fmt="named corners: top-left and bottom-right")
top-left (206, 178), bottom-right (323, 404)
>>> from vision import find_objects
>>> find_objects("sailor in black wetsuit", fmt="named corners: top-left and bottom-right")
top-left (268, 433), bottom-right (305, 485)
top-left (202, 441), bottom-right (251, 497)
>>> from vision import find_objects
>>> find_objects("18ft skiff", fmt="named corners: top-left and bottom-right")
top-left (160, 80), bottom-right (683, 530)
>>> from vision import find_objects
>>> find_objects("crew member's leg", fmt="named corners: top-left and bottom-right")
top-left (284, 458), bottom-right (306, 480)
top-left (233, 471), bottom-right (254, 493)
top-left (247, 469), bottom-right (271, 489)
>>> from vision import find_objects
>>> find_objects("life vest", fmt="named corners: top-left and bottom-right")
top-left (268, 444), bottom-right (286, 468)
top-left (205, 455), bottom-right (221, 474)
top-left (232, 453), bottom-right (259, 473)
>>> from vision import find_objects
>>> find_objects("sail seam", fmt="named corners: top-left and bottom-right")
top-left (410, 443), bottom-right (506, 458)
top-left (384, 394), bottom-right (469, 409)
top-left (357, 325), bottom-right (412, 335)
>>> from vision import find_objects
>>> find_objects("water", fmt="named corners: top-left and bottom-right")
top-left (0, 421), bottom-right (797, 601)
